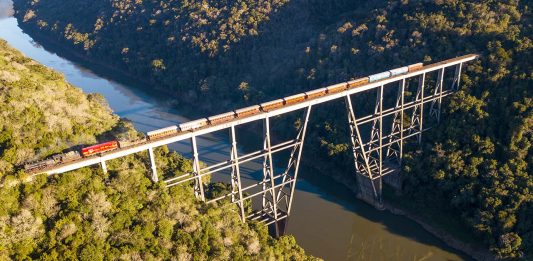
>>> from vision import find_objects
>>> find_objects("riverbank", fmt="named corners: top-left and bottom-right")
top-left (314, 160), bottom-right (495, 261)
top-left (12, 14), bottom-right (489, 261)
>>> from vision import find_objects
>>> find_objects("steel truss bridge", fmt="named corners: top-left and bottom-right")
top-left (35, 54), bottom-right (478, 235)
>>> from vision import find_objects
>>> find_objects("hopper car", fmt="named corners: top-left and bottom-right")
top-left (304, 87), bottom-right (328, 100)
top-left (208, 112), bottom-right (236, 125)
top-left (260, 99), bottom-right (285, 112)
top-left (408, 63), bottom-right (423, 72)
top-left (283, 93), bottom-right (307, 105)
top-left (347, 78), bottom-right (369, 88)
top-left (235, 105), bottom-right (261, 118)
top-left (326, 82), bottom-right (349, 94)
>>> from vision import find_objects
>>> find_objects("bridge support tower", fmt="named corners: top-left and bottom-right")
top-left (345, 62), bottom-right (463, 209)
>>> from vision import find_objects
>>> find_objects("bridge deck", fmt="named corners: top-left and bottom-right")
top-left (34, 54), bottom-right (478, 176)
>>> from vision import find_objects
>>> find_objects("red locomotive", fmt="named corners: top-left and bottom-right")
top-left (81, 141), bottom-right (119, 157)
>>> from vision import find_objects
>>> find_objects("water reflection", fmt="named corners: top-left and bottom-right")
top-left (0, 0), bottom-right (13, 18)
top-left (0, 1), bottom-right (468, 259)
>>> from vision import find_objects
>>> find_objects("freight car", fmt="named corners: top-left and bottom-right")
top-left (389, 67), bottom-right (409, 77)
top-left (305, 87), bottom-right (328, 100)
top-left (235, 105), bottom-right (261, 118)
top-left (208, 112), bottom-right (236, 125)
top-left (326, 82), bottom-right (348, 94)
top-left (347, 78), bottom-right (369, 89)
top-left (368, 71), bottom-right (392, 82)
top-left (260, 99), bottom-right (285, 112)
top-left (179, 118), bottom-right (209, 132)
top-left (52, 151), bottom-right (81, 163)
top-left (118, 137), bottom-right (147, 148)
top-left (147, 126), bottom-right (178, 140)
top-left (283, 93), bottom-right (306, 105)
top-left (81, 141), bottom-right (119, 157)
top-left (408, 63), bottom-right (423, 72)
top-left (24, 158), bottom-right (55, 172)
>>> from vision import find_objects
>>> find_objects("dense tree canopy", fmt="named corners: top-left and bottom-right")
top-left (0, 40), bottom-right (315, 260)
top-left (12, 0), bottom-right (532, 258)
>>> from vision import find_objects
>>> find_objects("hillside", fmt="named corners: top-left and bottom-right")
top-left (0, 40), bottom-right (315, 260)
top-left (12, 0), bottom-right (533, 258)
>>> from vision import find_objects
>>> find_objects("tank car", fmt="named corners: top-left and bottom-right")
top-left (388, 67), bottom-right (409, 77)
top-left (368, 71), bottom-right (391, 83)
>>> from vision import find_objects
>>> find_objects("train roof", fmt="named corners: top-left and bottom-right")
top-left (179, 118), bottom-right (208, 127)
top-left (326, 82), bottom-right (348, 89)
top-left (407, 62), bottom-right (424, 70)
top-left (235, 105), bottom-right (260, 113)
top-left (147, 125), bottom-right (178, 136)
top-left (261, 99), bottom-right (284, 107)
top-left (305, 87), bottom-right (327, 94)
top-left (389, 67), bottom-right (408, 76)
top-left (208, 111), bottom-right (235, 121)
top-left (284, 93), bottom-right (306, 100)
top-left (369, 71), bottom-right (391, 82)
top-left (347, 77), bottom-right (368, 87)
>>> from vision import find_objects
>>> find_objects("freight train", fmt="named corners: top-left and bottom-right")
top-left (24, 62), bottom-right (423, 173)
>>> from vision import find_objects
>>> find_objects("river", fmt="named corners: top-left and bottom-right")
top-left (0, 1), bottom-right (468, 260)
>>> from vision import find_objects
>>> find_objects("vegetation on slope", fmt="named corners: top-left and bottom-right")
top-left (0, 39), bottom-right (118, 175)
top-left (13, 0), bottom-right (532, 258)
top-left (0, 40), bottom-right (314, 260)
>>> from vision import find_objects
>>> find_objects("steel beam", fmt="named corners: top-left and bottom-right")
top-left (276, 105), bottom-right (313, 215)
top-left (262, 117), bottom-right (278, 222)
top-left (430, 68), bottom-right (445, 122)
top-left (191, 136), bottom-right (205, 201)
top-left (345, 94), bottom-right (379, 199)
top-left (229, 125), bottom-right (245, 222)
top-left (101, 160), bottom-right (107, 174)
top-left (386, 79), bottom-right (406, 164)
top-left (148, 147), bottom-right (158, 182)
top-left (452, 63), bottom-right (463, 91)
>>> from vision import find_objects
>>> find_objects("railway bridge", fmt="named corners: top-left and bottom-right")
top-left (32, 54), bottom-right (478, 236)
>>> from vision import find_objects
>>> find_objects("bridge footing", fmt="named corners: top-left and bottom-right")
top-left (268, 218), bottom-right (288, 238)
top-left (355, 174), bottom-right (384, 210)
top-left (383, 170), bottom-right (403, 191)
top-left (356, 166), bottom-right (403, 209)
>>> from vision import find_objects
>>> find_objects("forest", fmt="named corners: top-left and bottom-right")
top-left (0, 40), bottom-right (315, 260)
top-left (11, 0), bottom-right (533, 259)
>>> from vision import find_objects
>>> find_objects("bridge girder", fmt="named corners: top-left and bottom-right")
top-left (32, 55), bottom-right (476, 230)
